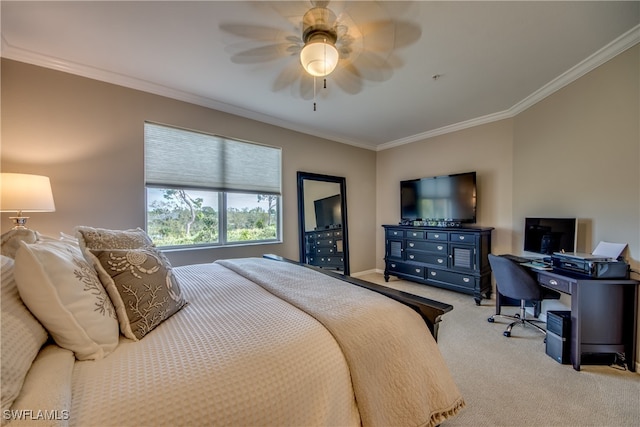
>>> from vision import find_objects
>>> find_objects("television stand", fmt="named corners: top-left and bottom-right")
top-left (383, 224), bottom-right (494, 304)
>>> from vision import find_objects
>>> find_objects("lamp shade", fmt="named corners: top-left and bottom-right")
top-left (1, 173), bottom-right (56, 212)
top-left (300, 37), bottom-right (339, 77)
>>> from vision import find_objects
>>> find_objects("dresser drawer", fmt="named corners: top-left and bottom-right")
top-left (427, 269), bottom-right (475, 290)
top-left (538, 273), bottom-right (572, 294)
top-left (387, 261), bottom-right (425, 280)
top-left (427, 231), bottom-right (448, 241)
top-left (406, 230), bottom-right (425, 239)
top-left (386, 228), bottom-right (404, 238)
top-left (406, 251), bottom-right (448, 266)
top-left (450, 232), bottom-right (474, 243)
top-left (406, 240), bottom-right (447, 253)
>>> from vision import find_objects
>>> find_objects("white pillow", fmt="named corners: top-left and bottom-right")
top-left (1, 255), bottom-right (49, 413)
top-left (14, 240), bottom-right (119, 360)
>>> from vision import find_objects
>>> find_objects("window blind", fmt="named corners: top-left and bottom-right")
top-left (144, 122), bottom-right (282, 195)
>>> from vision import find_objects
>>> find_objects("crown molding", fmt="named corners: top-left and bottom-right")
top-left (0, 35), bottom-right (374, 150)
top-left (509, 24), bottom-right (640, 116)
top-left (378, 24), bottom-right (640, 151)
top-left (3, 23), bottom-right (639, 153)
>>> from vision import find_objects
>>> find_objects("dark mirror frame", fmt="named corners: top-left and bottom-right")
top-left (297, 171), bottom-right (349, 275)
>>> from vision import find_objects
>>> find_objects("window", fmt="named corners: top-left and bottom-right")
top-left (144, 122), bottom-right (281, 248)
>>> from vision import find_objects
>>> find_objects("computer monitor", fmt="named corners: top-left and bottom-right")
top-left (523, 217), bottom-right (577, 255)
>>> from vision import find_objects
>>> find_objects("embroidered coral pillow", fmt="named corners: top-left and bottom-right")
top-left (13, 240), bottom-right (119, 360)
top-left (88, 247), bottom-right (187, 340)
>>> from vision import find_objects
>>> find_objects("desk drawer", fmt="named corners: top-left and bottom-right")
top-left (539, 273), bottom-right (572, 294)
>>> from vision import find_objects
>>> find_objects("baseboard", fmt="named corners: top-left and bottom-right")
top-left (350, 268), bottom-right (382, 278)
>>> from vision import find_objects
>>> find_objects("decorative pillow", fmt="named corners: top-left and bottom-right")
top-left (87, 247), bottom-right (187, 340)
top-left (1, 229), bottom-right (38, 259)
top-left (75, 226), bottom-right (154, 255)
top-left (13, 240), bottom-right (119, 360)
top-left (1, 255), bottom-right (49, 413)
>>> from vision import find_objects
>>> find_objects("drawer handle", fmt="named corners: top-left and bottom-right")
top-left (412, 232), bottom-right (418, 237)
top-left (391, 263), bottom-right (396, 268)
top-left (459, 235), bottom-right (465, 240)
top-left (549, 279), bottom-right (558, 286)
top-left (415, 268), bottom-right (421, 273)
top-left (437, 259), bottom-right (444, 264)
top-left (409, 254), bottom-right (415, 260)
top-left (463, 277), bottom-right (470, 283)
top-left (393, 231), bottom-right (399, 235)
top-left (430, 271), bottom-right (437, 276)
top-left (329, 240), bottom-right (332, 244)
top-left (409, 242), bottom-right (415, 247)
top-left (437, 245), bottom-right (443, 250)
top-left (434, 234), bottom-right (440, 238)
top-left (329, 249), bottom-right (333, 253)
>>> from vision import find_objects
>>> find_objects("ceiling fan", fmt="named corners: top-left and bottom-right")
top-left (219, 1), bottom-right (422, 110)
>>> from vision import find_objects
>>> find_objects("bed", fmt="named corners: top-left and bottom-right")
top-left (1, 227), bottom-right (464, 427)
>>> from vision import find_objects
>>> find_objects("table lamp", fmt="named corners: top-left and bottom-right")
top-left (0, 173), bottom-right (56, 229)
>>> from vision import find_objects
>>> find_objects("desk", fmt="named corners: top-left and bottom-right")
top-left (536, 270), bottom-right (638, 372)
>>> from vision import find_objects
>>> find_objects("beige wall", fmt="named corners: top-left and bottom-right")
top-left (0, 59), bottom-right (377, 272)
top-left (377, 45), bottom-right (639, 273)
top-left (513, 45), bottom-right (639, 268)
top-left (376, 119), bottom-right (515, 267)
top-left (376, 44), bottom-right (639, 369)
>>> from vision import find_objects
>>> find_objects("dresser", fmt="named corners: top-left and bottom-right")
top-left (304, 228), bottom-right (345, 271)
top-left (383, 225), bottom-right (494, 304)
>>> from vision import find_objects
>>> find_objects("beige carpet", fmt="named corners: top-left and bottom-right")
top-left (358, 273), bottom-right (640, 427)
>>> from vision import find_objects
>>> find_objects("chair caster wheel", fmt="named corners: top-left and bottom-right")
top-left (503, 331), bottom-right (511, 337)
top-left (487, 317), bottom-right (495, 323)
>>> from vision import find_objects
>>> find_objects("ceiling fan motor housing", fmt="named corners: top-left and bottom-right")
top-left (302, 7), bottom-right (338, 45)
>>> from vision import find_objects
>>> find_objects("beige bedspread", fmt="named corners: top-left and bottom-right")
top-left (68, 262), bottom-right (360, 426)
top-left (13, 258), bottom-right (463, 427)
top-left (218, 258), bottom-right (464, 427)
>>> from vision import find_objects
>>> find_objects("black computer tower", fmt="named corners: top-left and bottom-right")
top-left (546, 310), bottom-right (571, 364)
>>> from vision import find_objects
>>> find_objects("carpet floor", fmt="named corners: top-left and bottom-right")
top-left (357, 273), bottom-right (640, 427)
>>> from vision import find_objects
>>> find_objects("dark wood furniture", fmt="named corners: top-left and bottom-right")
top-left (264, 254), bottom-right (453, 341)
top-left (383, 225), bottom-right (494, 304)
top-left (297, 172), bottom-right (350, 275)
top-left (304, 229), bottom-right (345, 271)
top-left (537, 269), bottom-right (638, 372)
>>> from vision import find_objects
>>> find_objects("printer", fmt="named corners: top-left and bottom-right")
top-left (551, 252), bottom-right (630, 279)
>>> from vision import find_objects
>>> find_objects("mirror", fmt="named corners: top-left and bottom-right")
top-left (297, 172), bottom-right (349, 275)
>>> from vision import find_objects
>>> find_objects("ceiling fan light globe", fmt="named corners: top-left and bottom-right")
top-left (300, 41), bottom-right (339, 77)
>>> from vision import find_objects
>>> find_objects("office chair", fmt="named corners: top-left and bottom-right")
top-left (487, 254), bottom-right (561, 337)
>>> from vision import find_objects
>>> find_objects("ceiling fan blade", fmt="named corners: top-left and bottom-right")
top-left (331, 63), bottom-right (363, 95)
top-left (273, 61), bottom-right (303, 93)
top-left (298, 75), bottom-right (315, 100)
top-left (393, 21), bottom-right (422, 49)
top-left (219, 23), bottom-right (288, 42)
top-left (226, 43), bottom-right (297, 64)
top-left (349, 51), bottom-right (394, 83)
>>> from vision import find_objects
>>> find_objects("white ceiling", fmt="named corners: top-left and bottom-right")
top-left (2, 1), bottom-right (639, 150)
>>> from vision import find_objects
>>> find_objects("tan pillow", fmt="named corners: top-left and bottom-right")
top-left (14, 240), bottom-right (119, 360)
top-left (1, 255), bottom-right (49, 413)
top-left (75, 226), bottom-right (154, 255)
top-left (88, 247), bottom-right (187, 340)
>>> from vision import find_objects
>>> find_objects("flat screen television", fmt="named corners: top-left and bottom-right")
top-left (523, 217), bottom-right (577, 255)
top-left (314, 194), bottom-right (342, 229)
top-left (400, 172), bottom-right (477, 224)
